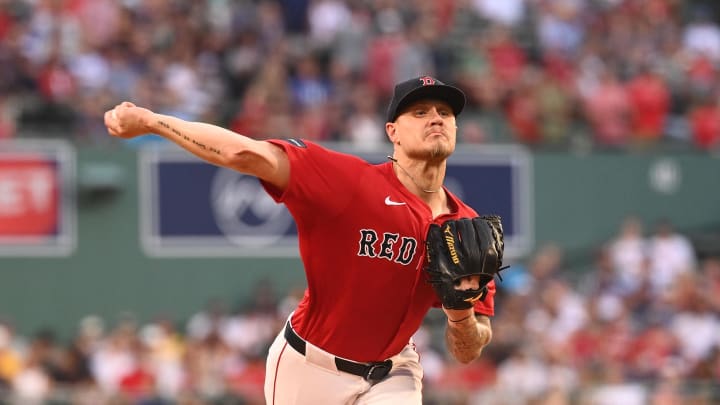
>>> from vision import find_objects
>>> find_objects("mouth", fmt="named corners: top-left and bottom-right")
top-left (426, 126), bottom-right (449, 138)
top-left (426, 131), bottom-right (447, 139)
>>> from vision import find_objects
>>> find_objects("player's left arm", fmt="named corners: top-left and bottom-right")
top-left (425, 216), bottom-right (505, 363)
top-left (444, 309), bottom-right (492, 364)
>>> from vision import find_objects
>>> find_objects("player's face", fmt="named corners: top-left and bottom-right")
top-left (390, 99), bottom-right (457, 162)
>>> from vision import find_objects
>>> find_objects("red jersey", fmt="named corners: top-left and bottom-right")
top-left (262, 140), bottom-right (496, 362)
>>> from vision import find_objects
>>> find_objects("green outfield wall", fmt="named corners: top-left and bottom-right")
top-left (0, 143), bottom-right (718, 340)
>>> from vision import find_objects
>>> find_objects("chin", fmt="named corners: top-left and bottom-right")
top-left (432, 137), bottom-right (455, 156)
top-left (429, 144), bottom-right (453, 161)
top-left (406, 138), bottom-right (454, 161)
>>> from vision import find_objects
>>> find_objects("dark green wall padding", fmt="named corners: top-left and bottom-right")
top-left (0, 145), bottom-right (718, 340)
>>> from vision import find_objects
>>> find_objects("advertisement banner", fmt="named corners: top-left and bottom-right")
top-left (140, 144), bottom-right (532, 258)
top-left (0, 140), bottom-right (76, 256)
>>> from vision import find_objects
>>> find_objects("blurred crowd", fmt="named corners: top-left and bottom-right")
top-left (1, 0), bottom-right (720, 150)
top-left (2, 0), bottom-right (720, 404)
top-left (0, 217), bottom-right (718, 405)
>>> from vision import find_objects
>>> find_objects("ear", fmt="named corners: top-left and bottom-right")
top-left (386, 122), bottom-right (399, 144)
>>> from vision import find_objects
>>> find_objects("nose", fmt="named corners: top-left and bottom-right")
top-left (428, 107), bottom-right (444, 124)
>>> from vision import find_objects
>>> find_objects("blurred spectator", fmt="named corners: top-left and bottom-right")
top-left (329, 2), bottom-right (373, 77)
top-left (0, 322), bottom-right (22, 390)
top-left (525, 279), bottom-right (588, 347)
top-left (12, 330), bottom-right (55, 404)
top-left (471, 0), bottom-right (527, 26)
top-left (344, 86), bottom-right (386, 149)
top-left (485, 24), bottom-right (527, 87)
top-left (625, 66), bottom-right (671, 145)
top-left (139, 318), bottom-right (185, 399)
top-left (186, 298), bottom-right (229, 343)
top-left (626, 319), bottom-right (678, 381)
top-left (578, 248), bottom-right (628, 316)
top-left (667, 272), bottom-right (720, 371)
top-left (699, 256), bottom-right (720, 312)
top-left (505, 75), bottom-right (541, 144)
top-left (682, 6), bottom-right (720, 62)
top-left (526, 243), bottom-right (565, 292)
top-left (0, 98), bottom-right (17, 139)
top-left (117, 343), bottom-right (156, 402)
top-left (308, 0), bottom-right (352, 49)
top-left (67, 42), bottom-right (110, 95)
top-left (221, 304), bottom-right (277, 359)
top-left (534, 68), bottom-right (574, 144)
top-left (364, 6), bottom-right (408, 99)
top-left (534, 0), bottom-right (587, 58)
top-left (89, 316), bottom-right (137, 394)
top-left (393, 18), bottom-right (438, 88)
top-left (184, 329), bottom-right (234, 402)
top-left (688, 92), bottom-right (720, 150)
top-left (230, 83), bottom-right (272, 138)
top-left (289, 53), bottom-right (331, 110)
top-left (493, 344), bottom-right (550, 404)
top-left (607, 216), bottom-right (648, 296)
top-left (646, 219), bottom-right (697, 298)
top-left (583, 68), bottom-right (631, 147)
top-left (278, 0), bottom-right (310, 34)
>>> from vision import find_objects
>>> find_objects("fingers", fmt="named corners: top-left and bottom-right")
top-left (454, 275), bottom-right (480, 290)
top-left (104, 105), bottom-right (126, 137)
top-left (104, 103), bottom-right (129, 136)
top-left (104, 110), bottom-right (115, 133)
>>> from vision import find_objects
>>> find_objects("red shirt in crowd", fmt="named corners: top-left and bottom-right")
top-left (626, 72), bottom-right (670, 140)
top-left (689, 104), bottom-right (720, 150)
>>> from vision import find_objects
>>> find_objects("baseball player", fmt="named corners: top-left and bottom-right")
top-left (105, 76), bottom-right (503, 404)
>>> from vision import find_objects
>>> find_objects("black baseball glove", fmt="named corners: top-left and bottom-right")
top-left (425, 215), bottom-right (507, 310)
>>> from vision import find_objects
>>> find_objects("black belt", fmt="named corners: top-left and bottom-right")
top-left (283, 321), bottom-right (393, 382)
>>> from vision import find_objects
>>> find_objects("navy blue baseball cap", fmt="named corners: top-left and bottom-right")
top-left (386, 76), bottom-right (466, 122)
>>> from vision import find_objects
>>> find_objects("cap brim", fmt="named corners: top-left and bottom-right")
top-left (391, 85), bottom-right (466, 122)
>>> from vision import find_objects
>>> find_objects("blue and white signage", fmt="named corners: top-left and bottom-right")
top-left (140, 144), bottom-right (533, 258)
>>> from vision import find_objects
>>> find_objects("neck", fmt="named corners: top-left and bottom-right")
top-left (388, 156), bottom-right (444, 195)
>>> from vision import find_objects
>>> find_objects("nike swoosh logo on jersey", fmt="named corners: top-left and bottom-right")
top-left (384, 196), bottom-right (406, 206)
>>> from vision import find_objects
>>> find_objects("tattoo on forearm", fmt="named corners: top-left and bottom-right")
top-left (446, 318), bottom-right (491, 363)
top-left (158, 120), bottom-right (222, 155)
top-left (446, 325), bottom-right (482, 362)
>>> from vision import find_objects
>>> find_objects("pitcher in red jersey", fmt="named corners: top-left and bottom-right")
top-left (105, 76), bottom-right (497, 404)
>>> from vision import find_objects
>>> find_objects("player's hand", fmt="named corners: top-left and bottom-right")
top-left (442, 275), bottom-right (480, 322)
top-left (454, 275), bottom-right (480, 290)
top-left (104, 102), bottom-right (153, 139)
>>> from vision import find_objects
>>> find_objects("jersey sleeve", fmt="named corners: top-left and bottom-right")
top-left (260, 139), bottom-right (366, 224)
top-left (473, 280), bottom-right (495, 316)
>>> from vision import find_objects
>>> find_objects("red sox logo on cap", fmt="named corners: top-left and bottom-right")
top-left (420, 76), bottom-right (436, 86)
